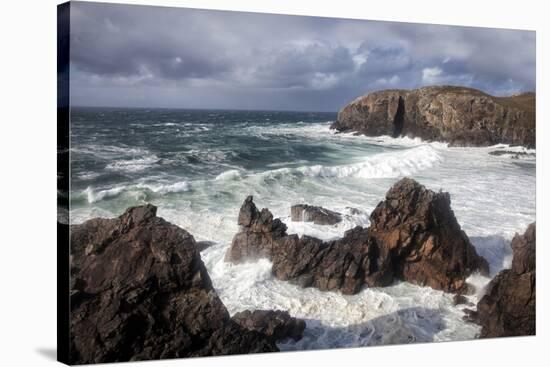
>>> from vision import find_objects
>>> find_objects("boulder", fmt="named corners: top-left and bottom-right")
top-left (226, 178), bottom-right (488, 294)
top-left (366, 178), bottom-right (489, 292)
top-left (291, 204), bottom-right (342, 225)
top-left (232, 310), bottom-right (306, 342)
top-left (69, 204), bottom-right (277, 364)
top-left (331, 86), bottom-right (535, 148)
top-left (477, 223), bottom-right (536, 337)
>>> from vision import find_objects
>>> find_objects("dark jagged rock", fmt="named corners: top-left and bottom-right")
top-left (453, 294), bottom-right (472, 306)
top-left (196, 240), bottom-right (216, 251)
top-left (331, 86), bottom-right (535, 148)
top-left (191, 321), bottom-right (277, 357)
top-left (232, 310), bottom-right (306, 342)
top-left (70, 204), bottom-right (277, 364)
top-left (291, 204), bottom-right (342, 225)
top-left (225, 195), bottom-right (288, 263)
top-left (477, 223), bottom-right (536, 338)
top-left (272, 231), bottom-right (369, 294)
top-left (367, 178), bottom-right (489, 292)
top-left (226, 178), bottom-right (488, 294)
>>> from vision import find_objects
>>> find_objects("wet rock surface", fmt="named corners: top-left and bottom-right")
top-left (291, 204), bottom-right (342, 225)
top-left (366, 178), bottom-right (489, 292)
top-left (224, 196), bottom-right (288, 263)
top-left (476, 223), bottom-right (536, 338)
top-left (226, 178), bottom-right (488, 294)
top-left (331, 86), bottom-right (535, 148)
top-left (70, 204), bottom-right (277, 364)
top-left (232, 310), bottom-right (306, 342)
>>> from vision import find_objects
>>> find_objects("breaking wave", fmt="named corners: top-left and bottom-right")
top-left (261, 145), bottom-right (442, 180)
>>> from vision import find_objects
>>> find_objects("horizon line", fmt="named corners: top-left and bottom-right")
top-left (69, 105), bottom-right (339, 114)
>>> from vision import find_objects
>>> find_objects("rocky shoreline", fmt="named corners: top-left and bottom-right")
top-left (69, 178), bottom-right (535, 363)
top-left (69, 205), bottom-right (304, 364)
top-left (226, 178), bottom-right (488, 294)
top-left (331, 86), bottom-right (535, 148)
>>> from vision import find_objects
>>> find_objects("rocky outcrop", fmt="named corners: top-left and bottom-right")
top-left (291, 204), bottom-right (342, 225)
top-left (226, 178), bottom-right (488, 294)
top-left (224, 196), bottom-right (288, 263)
top-left (476, 223), bottom-right (536, 338)
top-left (69, 205), bottom-right (277, 364)
top-left (331, 86), bottom-right (535, 148)
top-left (366, 178), bottom-right (489, 292)
top-left (232, 310), bottom-right (306, 343)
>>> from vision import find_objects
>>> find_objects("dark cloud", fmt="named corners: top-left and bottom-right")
top-left (69, 2), bottom-right (536, 111)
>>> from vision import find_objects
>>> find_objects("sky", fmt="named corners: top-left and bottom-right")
top-left (69, 1), bottom-right (536, 112)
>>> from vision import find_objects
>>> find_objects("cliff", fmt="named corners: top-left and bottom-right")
top-left (331, 86), bottom-right (535, 147)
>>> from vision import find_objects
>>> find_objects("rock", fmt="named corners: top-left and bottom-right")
top-left (232, 310), bottom-right (306, 342)
top-left (226, 178), bottom-right (488, 294)
top-left (196, 240), bottom-right (216, 251)
top-left (272, 231), bottom-right (369, 294)
top-left (191, 321), bottom-right (277, 357)
top-left (462, 309), bottom-right (478, 323)
top-left (291, 204), bottom-right (342, 225)
top-left (366, 178), bottom-right (489, 292)
top-left (225, 195), bottom-right (288, 263)
top-left (69, 204), bottom-right (277, 364)
top-left (453, 294), bottom-right (472, 306)
top-left (477, 223), bottom-right (536, 338)
top-left (331, 86), bottom-right (535, 148)
top-left (346, 207), bottom-right (365, 216)
top-left (488, 150), bottom-right (535, 159)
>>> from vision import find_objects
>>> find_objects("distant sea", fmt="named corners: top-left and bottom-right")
top-left (70, 107), bottom-right (536, 349)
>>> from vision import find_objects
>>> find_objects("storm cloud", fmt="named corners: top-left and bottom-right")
top-left (69, 2), bottom-right (536, 111)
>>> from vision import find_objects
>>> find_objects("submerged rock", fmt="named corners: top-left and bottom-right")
top-left (291, 204), bottom-right (342, 225)
top-left (232, 310), bottom-right (306, 342)
top-left (70, 204), bottom-right (277, 364)
top-left (477, 223), bottom-right (536, 338)
top-left (226, 178), bottom-right (488, 294)
top-left (331, 86), bottom-right (535, 148)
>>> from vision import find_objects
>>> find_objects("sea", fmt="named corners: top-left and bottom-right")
top-left (69, 107), bottom-right (536, 349)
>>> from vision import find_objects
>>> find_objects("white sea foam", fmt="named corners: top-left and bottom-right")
top-left (85, 186), bottom-right (126, 204)
top-left (215, 169), bottom-right (243, 181)
top-left (137, 181), bottom-right (191, 194)
top-left (71, 144), bottom-right (149, 159)
top-left (260, 145), bottom-right (441, 181)
top-left (105, 155), bottom-right (160, 172)
top-left (201, 242), bottom-right (481, 351)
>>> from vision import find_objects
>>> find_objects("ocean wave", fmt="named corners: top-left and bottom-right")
top-left (260, 145), bottom-right (442, 180)
top-left (84, 186), bottom-right (125, 204)
top-left (82, 180), bottom-right (191, 204)
top-left (215, 169), bottom-right (243, 181)
top-left (105, 155), bottom-right (160, 172)
top-left (487, 144), bottom-right (536, 154)
top-left (136, 181), bottom-right (191, 194)
top-left (183, 149), bottom-right (236, 164)
top-left (71, 144), bottom-right (149, 159)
